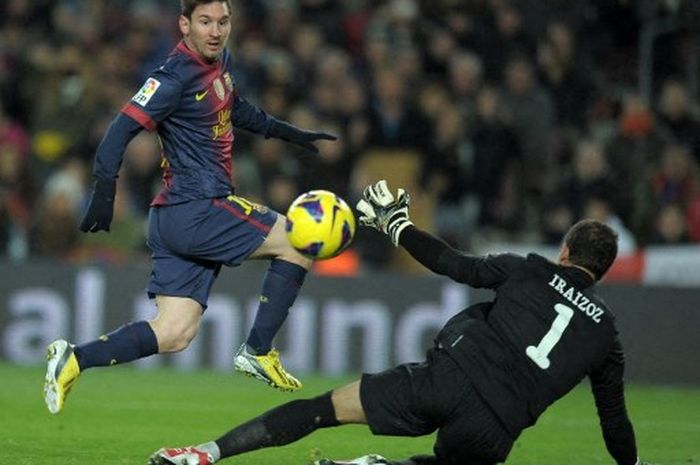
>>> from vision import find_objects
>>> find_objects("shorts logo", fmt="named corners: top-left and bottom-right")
top-left (195, 89), bottom-right (209, 101)
top-left (132, 78), bottom-right (161, 107)
top-left (227, 195), bottom-right (269, 214)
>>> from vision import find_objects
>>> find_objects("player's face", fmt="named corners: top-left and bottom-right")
top-left (180, 2), bottom-right (231, 61)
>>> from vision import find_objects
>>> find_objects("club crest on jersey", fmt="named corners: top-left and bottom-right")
top-left (213, 78), bottom-right (225, 101)
top-left (223, 72), bottom-right (234, 92)
top-left (132, 78), bottom-right (161, 107)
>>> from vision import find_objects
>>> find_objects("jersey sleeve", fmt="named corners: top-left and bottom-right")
top-left (232, 95), bottom-right (275, 134)
top-left (588, 338), bottom-right (638, 465)
top-left (399, 225), bottom-right (520, 288)
top-left (121, 67), bottom-right (183, 132)
top-left (92, 113), bottom-right (143, 180)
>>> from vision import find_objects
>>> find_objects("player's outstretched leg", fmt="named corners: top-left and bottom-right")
top-left (43, 339), bottom-right (81, 414)
top-left (42, 320), bottom-right (159, 414)
top-left (233, 257), bottom-right (308, 391)
top-left (233, 343), bottom-right (301, 391)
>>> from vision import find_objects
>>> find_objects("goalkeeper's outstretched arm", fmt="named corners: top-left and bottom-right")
top-left (356, 180), bottom-right (513, 288)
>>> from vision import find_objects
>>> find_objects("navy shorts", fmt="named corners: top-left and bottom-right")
top-left (146, 195), bottom-right (278, 308)
top-left (360, 349), bottom-right (513, 465)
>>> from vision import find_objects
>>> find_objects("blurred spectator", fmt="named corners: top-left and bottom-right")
top-left (263, 0), bottom-right (299, 47)
top-left (266, 174), bottom-right (301, 215)
top-left (650, 203), bottom-right (691, 245)
top-left (552, 138), bottom-right (615, 220)
top-left (583, 197), bottom-right (638, 255)
top-left (365, 67), bottom-right (432, 154)
top-left (300, 120), bottom-right (353, 197)
top-left (606, 92), bottom-right (667, 225)
top-left (423, 25), bottom-right (458, 77)
top-left (650, 144), bottom-right (699, 207)
top-left (30, 158), bottom-right (86, 257)
top-left (335, 76), bottom-right (370, 154)
top-left (479, 2), bottom-right (535, 81)
top-left (540, 201), bottom-right (575, 245)
top-left (424, 103), bottom-right (471, 247)
top-left (252, 137), bottom-right (300, 208)
top-left (447, 51), bottom-right (483, 128)
top-left (636, 143), bottom-right (700, 243)
top-left (0, 109), bottom-right (33, 260)
top-left (501, 54), bottom-right (555, 196)
top-left (656, 78), bottom-right (700, 162)
top-left (471, 86), bottom-right (522, 230)
top-left (536, 21), bottom-right (596, 130)
top-left (123, 133), bottom-right (162, 214)
top-left (290, 23), bottom-right (324, 85)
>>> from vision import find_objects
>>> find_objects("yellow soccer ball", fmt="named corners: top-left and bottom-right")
top-left (285, 190), bottom-right (356, 260)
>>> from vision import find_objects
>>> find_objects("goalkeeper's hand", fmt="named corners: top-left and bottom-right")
top-left (356, 179), bottom-right (413, 246)
top-left (79, 177), bottom-right (116, 233)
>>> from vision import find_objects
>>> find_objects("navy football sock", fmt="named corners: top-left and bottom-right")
top-left (73, 321), bottom-right (159, 370)
top-left (246, 259), bottom-right (307, 354)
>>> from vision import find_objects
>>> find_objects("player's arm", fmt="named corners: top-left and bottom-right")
top-left (356, 180), bottom-right (515, 288)
top-left (81, 70), bottom-right (182, 233)
top-left (232, 95), bottom-right (336, 153)
top-left (79, 114), bottom-right (143, 232)
top-left (588, 337), bottom-right (640, 465)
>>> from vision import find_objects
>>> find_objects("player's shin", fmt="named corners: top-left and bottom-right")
top-left (74, 321), bottom-right (158, 369)
top-left (246, 259), bottom-right (307, 353)
top-left (214, 391), bottom-right (339, 459)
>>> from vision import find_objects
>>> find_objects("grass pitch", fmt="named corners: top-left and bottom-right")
top-left (1, 363), bottom-right (698, 465)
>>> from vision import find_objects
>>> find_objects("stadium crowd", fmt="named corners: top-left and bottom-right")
top-left (1, 0), bottom-right (700, 270)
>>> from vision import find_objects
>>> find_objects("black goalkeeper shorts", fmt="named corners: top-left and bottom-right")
top-left (360, 348), bottom-right (513, 465)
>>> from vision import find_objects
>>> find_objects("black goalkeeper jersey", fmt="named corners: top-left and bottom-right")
top-left (400, 226), bottom-right (637, 465)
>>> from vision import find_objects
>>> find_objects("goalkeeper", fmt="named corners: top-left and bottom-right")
top-left (149, 179), bottom-right (649, 465)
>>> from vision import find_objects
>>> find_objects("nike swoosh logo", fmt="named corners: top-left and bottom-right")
top-left (331, 205), bottom-right (340, 225)
top-left (195, 89), bottom-right (209, 101)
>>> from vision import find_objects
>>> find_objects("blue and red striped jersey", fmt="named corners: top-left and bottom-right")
top-left (120, 41), bottom-right (273, 206)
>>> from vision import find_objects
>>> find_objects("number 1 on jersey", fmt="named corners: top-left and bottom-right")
top-left (526, 303), bottom-right (574, 369)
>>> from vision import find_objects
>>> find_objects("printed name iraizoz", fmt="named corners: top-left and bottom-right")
top-left (548, 273), bottom-right (604, 323)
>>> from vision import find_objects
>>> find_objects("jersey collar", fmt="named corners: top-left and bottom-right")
top-left (176, 40), bottom-right (220, 68)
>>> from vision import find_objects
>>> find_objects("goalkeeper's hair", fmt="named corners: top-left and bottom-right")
top-left (564, 219), bottom-right (618, 280)
top-left (181, 0), bottom-right (231, 18)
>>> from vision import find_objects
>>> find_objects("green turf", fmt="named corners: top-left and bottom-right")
top-left (1, 363), bottom-right (698, 465)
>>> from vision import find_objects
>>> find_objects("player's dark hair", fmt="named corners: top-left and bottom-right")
top-left (564, 219), bottom-right (618, 280)
top-left (181, 0), bottom-right (231, 18)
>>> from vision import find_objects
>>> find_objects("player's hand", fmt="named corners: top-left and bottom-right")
top-left (267, 119), bottom-right (337, 154)
top-left (356, 179), bottom-right (413, 246)
top-left (79, 177), bottom-right (116, 233)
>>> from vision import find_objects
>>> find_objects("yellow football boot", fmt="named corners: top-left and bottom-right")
top-left (233, 344), bottom-right (302, 392)
top-left (43, 339), bottom-right (81, 414)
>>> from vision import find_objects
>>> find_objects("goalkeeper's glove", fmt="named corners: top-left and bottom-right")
top-left (79, 177), bottom-right (116, 233)
top-left (266, 118), bottom-right (337, 154)
top-left (356, 179), bottom-right (413, 246)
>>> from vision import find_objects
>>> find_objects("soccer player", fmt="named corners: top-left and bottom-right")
top-left (42, 0), bottom-right (337, 414)
top-left (148, 180), bottom-right (649, 465)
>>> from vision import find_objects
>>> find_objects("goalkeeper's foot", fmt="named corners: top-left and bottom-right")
top-left (313, 454), bottom-right (388, 465)
top-left (148, 447), bottom-right (214, 465)
top-left (233, 344), bottom-right (302, 392)
top-left (43, 339), bottom-right (81, 414)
